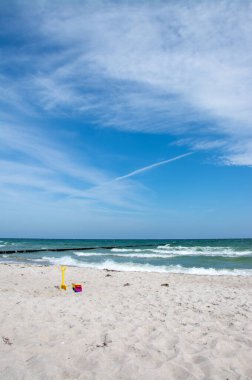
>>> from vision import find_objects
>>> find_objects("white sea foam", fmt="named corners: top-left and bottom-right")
top-left (166, 266), bottom-right (252, 276)
top-left (73, 247), bottom-right (252, 258)
top-left (182, 246), bottom-right (251, 256)
top-left (111, 248), bottom-right (142, 252)
top-left (112, 246), bottom-right (252, 257)
top-left (157, 244), bottom-right (171, 249)
top-left (73, 251), bottom-right (106, 257)
top-left (116, 253), bottom-right (173, 258)
top-left (34, 256), bottom-right (252, 276)
top-left (73, 251), bottom-right (173, 259)
top-left (42, 255), bottom-right (79, 266)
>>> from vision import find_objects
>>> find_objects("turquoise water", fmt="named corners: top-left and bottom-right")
top-left (1, 238), bottom-right (252, 276)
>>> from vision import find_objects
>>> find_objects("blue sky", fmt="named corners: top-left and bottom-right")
top-left (0, 0), bottom-right (251, 238)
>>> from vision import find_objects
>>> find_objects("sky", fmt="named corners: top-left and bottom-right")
top-left (0, 0), bottom-right (251, 239)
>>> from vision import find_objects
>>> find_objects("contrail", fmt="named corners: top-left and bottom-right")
top-left (114, 152), bottom-right (193, 181)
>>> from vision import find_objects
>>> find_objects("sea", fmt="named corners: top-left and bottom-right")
top-left (0, 238), bottom-right (252, 276)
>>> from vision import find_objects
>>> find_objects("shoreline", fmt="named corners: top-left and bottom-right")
top-left (1, 260), bottom-right (252, 277)
top-left (1, 263), bottom-right (252, 379)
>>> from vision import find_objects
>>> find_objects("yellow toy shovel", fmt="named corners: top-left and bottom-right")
top-left (60, 266), bottom-right (67, 290)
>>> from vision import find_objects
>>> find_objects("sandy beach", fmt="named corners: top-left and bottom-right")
top-left (0, 263), bottom-right (251, 380)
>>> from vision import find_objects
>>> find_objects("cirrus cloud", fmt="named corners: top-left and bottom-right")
top-left (0, 0), bottom-right (252, 166)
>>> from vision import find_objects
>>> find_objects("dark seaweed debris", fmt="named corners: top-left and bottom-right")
top-left (2, 336), bottom-right (12, 345)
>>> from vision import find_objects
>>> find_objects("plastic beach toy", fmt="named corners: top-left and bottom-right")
top-left (72, 283), bottom-right (82, 293)
top-left (60, 266), bottom-right (67, 290)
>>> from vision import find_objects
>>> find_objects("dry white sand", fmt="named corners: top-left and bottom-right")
top-left (0, 263), bottom-right (252, 380)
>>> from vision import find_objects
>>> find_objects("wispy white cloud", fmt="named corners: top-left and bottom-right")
top-left (114, 152), bottom-right (193, 181)
top-left (0, 122), bottom-right (147, 211)
top-left (222, 141), bottom-right (252, 167)
top-left (0, 123), bottom-right (108, 186)
top-left (1, 0), bottom-right (252, 166)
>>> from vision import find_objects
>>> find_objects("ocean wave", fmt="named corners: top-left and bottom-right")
top-left (41, 255), bottom-right (79, 266)
top-left (73, 251), bottom-right (106, 257)
top-left (112, 246), bottom-right (252, 257)
top-left (0, 241), bottom-right (8, 247)
top-left (111, 248), bottom-right (143, 252)
top-left (34, 256), bottom-right (252, 276)
top-left (73, 251), bottom-right (173, 259)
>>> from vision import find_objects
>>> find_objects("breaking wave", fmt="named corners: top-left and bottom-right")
top-left (31, 256), bottom-right (252, 276)
top-left (74, 251), bottom-right (173, 259)
top-left (111, 245), bottom-right (252, 257)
